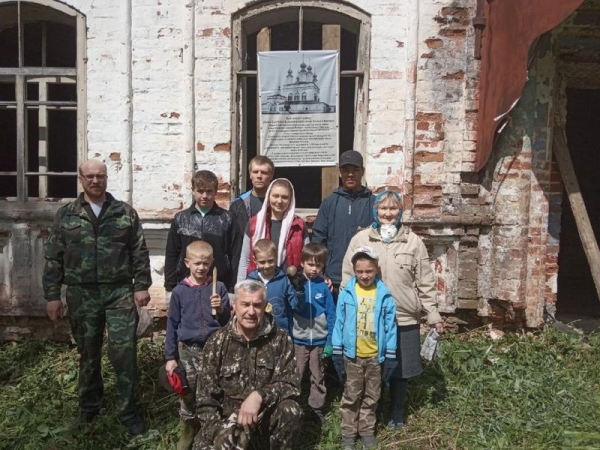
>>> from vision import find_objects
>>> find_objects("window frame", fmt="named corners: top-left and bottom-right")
top-left (0, 0), bottom-right (86, 204)
top-left (230, 1), bottom-right (371, 206)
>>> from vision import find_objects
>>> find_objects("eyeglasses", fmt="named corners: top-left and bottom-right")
top-left (80, 174), bottom-right (107, 182)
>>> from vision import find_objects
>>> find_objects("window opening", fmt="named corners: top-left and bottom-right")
top-left (0, 1), bottom-right (83, 202)
top-left (233, 3), bottom-right (369, 209)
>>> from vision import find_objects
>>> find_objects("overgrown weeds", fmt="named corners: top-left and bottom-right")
top-left (1, 329), bottom-right (599, 449)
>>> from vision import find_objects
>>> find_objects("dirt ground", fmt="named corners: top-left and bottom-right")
top-left (556, 313), bottom-right (600, 334)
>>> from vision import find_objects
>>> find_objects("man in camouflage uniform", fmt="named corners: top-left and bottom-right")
top-left (43, 160), bottom-right (152, 435)
top-left (193, 279), bottom-right (302, 450)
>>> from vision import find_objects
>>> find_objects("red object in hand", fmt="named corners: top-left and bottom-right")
top-left (170, 366), bottom-right (189, 396)
top-left (168, 373), bottom-right (185, 395)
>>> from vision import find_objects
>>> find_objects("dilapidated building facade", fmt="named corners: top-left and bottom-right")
top-left (1, 0), bottom-right (598, 337)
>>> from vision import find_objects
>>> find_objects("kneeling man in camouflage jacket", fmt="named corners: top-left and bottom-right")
top-left (193, 279), bottom-right (302, 450)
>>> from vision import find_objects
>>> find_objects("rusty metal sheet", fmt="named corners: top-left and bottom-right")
top-left (475, 0), bottom-right (583, 171)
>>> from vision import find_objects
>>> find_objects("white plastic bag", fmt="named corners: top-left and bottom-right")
top-left (420, 329), bottom-right (440, 361)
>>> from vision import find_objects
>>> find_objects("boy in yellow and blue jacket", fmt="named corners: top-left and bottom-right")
top-left (332, 246), bottom-right (397, 450)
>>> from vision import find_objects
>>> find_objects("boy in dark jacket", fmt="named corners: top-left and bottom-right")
top-left (311, 150), bottom-right (375, 299)
top-left (165, 170), bottom-right (241, 294)
top-left (292, 243), bottom-right (336, 425)
top-left (165, 241), bottom-right (231, 450)
top-left (246, 239), bottom-right (298, 335)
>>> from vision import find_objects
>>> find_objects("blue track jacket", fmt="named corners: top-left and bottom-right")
top-left (292, 275), bottom-right (336, 347)
top-left (332, 277), bottom-right (397, 363)
top-left (247, 268), bottom-right (299, 335)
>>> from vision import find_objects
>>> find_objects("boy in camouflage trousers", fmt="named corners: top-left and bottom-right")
top-left (165, 241), bottom-right (231, 450)
top-left (332, 247), bottom-right (398, 450)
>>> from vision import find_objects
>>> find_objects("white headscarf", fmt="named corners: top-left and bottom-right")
top-left (252, 178), bottom-right (296, 266)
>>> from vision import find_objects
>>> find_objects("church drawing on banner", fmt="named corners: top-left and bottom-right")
top-left (261, 60), bottom-right (336, 115)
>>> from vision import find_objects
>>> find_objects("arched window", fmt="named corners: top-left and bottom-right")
top-left (232, 2), bottom-right (370, 208)
top-left (294, 92), bottom-right (300, 101)
top-left (0, 0), bottom-right (85, 202)
top-left (288, 93), bottom-right (292, 101)
top-left (302, 92), bottom-right (307, 101)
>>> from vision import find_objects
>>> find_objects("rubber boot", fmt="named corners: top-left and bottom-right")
top-left (177, 420), bottom-right (200, 450)
top-left (388, 378), bottom-right (408, 428)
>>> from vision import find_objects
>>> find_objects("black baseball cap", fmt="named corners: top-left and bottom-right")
top-left (339, 150), bottom-right (363, 168)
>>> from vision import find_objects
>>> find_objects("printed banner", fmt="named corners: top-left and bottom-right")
top-left (258, 50), bottom-right (339, 167)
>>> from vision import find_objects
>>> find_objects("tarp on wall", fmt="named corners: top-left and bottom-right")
top-left (475, 0), bottom-right (584, 171)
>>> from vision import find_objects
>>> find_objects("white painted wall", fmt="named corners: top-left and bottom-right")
top-left (1, 0), bottom-right (476, 317)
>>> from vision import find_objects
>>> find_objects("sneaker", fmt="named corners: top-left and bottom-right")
top-left (387, 419), bottom-right (404, 430)
top-left (361, 435), bottom-right (377, 449)
top-left (341, 436), bottom-right (355, 450)
top-left (312, 408), bottom-right (325, 426)
top-left (123, 415), bottom-right (147, 436)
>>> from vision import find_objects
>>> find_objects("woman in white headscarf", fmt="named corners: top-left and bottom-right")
top-left (341, 190), bottom-right (444, 429)
top-left (237, 178), bottom-right (308, 281)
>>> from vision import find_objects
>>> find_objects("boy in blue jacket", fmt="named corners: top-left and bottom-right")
top-left (246, 239), bottom-right (298, 335)
top-left (332, 246), bottom-right (397, 450)
top-left (165, 241), bottom-right (230, 450)
top-left (291, 243), bottom-right (336, 425)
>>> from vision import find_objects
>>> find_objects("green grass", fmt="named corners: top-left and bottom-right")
top-left (1, 329), bottom-right (600, 449)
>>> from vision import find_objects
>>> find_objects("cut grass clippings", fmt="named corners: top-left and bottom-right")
top-left (1, 328), bottom-right (599, 449)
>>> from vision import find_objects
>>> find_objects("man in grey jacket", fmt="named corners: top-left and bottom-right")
top-left (312, 150), bottom-right (375, 300)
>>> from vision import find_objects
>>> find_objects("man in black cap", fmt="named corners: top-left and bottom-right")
top-left (312, 150), bottom-right (375, 301)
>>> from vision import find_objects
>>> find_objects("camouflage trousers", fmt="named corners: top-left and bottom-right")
top-left (339, 356), bottom-right (381, 438)
top-left (193, 399), bottom-right (302, 450)
top-left (179, 343), bottom-right (203, 421)
top-left (66, 283), bottom-right (139, 421)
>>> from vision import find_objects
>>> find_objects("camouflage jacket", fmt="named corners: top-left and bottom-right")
top-left (43, 193), bottom-right (152, 300)
top-left (195, 313), bottom-right (300, 442)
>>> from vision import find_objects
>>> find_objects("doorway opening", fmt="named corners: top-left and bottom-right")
top-left (232, 2), bottom-right (370, 209)
top-left (556, 88), bottom-right (600, 316)
top-left (244, 21), bottom-right (358, 208)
